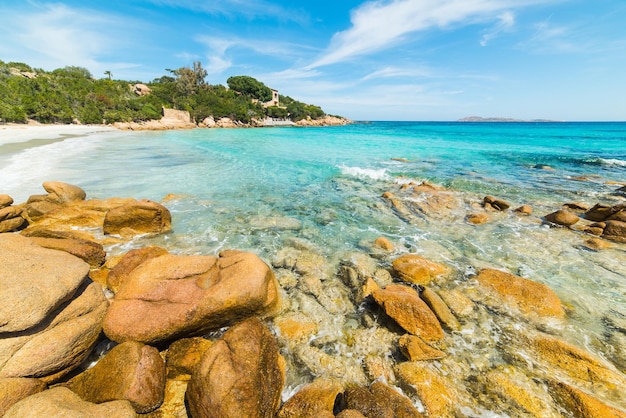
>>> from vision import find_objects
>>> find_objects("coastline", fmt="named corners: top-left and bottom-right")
top-left (0, 123), bottom-right (116, 146)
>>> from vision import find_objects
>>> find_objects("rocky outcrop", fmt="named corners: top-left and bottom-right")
top-left (475, 268), bottom-right (565, 320)
top-left (544, 209), bottom-right (580, 226)
top-left (340, 381), bottom-right (422, 417)
top-left (391, 254), bottom-right (451, 285)
top-left (0, 234), bottom-right (90, 333)
top-left (484, 195), bottom-right (511, 211)
top-left (63, 341), bottom-right (165, 413)
top-left (3, 387), bottom-right (135, 418)
top-left (295, 115), bottom-right (352, 126)
top-left (186, 318), bottom-right (285, 418)
top-left (103, 198), bottom-right (171, 237)
top-left (103, 250), bottom-right (280, 344)
top-left (0, 378), bottom-right (47, 416)
top-left (547, 380), bottom-right (626, 418)
top-left (131, 83), bottom-right (151, 96)
top-left (0, 281), bottom-right (107, 383)
top-left (398, 334), bottom-right (446, 361)
top-left (27, 236), bottom-right (106, 267)
top-left (584, 203), bottom-right (626, 222)
top-left (0, 195), bottom-right (27, 232)
top-left (372, 284), bottom-right (444, 342)
top-left (586, 220), bottom-right (626, 243)
top-left (106, 246), bottom-right (169, 292)
top-left (277, 378), bottom-right (343, 418)
top-left (395, 362), bottom-right (458, 417)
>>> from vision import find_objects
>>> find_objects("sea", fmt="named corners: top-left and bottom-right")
top-left (1, 121), bottom-right (625, 414)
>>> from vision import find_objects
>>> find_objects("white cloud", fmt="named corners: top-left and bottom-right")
top-left (0, 3), bottom-right (139, 76)
top-left (308, 0), bottom-right (554, 69)
top-left (195, 35), bottom-right (315, 75)
top-left (149, 0), bottom-right (308, 23)
top-left (480, 11), bottom-right (515, 46)
top-left (361, 66), bottom-right (434, 81)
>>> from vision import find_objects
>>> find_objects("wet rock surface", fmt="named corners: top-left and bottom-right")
top-left (1, 182), bottom-right (625, 417)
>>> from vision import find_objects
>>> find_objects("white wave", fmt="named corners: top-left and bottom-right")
top-left (599, 158), bottom-right (626, 167)
top-left (0, 134), bottom-right (110, 202)
top-left (339, 165), bottom-right (389, 180)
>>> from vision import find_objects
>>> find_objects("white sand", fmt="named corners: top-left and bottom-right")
top-left (0, 124), bottom-right (116, 145)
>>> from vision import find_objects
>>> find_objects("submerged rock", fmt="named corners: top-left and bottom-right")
top-left (475, 268), bottom-right (565, 320)
top-left (521, 332), bottom-right (626, 399)
top-left (186, 318), bottom-right (284, 418)
top-left (395, 362), bottom-right (458, 417)
top-left (277, 378), bottom-right (342, 418)
top-left (340, 381), bottom-right (422, 418)
top-left (479, 366), bottom-right (560, 418)
top-left (398, 334), bottom-right (446, 361)
top-left (547, 379), bottom-right (626, 418)
top-left (103, 250), bottom-right (280, 344)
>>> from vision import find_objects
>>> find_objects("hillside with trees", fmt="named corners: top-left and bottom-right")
top-left (0, 60), bottom-right (331, 125)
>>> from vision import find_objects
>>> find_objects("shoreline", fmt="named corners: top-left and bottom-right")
top-left (0, 123), bottom-right (117, 146)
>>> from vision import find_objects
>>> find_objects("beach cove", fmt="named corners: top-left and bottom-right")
top-left (1, 121), bottom-right (625, 416)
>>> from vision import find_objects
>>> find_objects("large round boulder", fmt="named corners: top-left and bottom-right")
top-left (544, 209), bottom-right (579, 226)
top-left (0, 234), bottom-right (90, 333)
top-left (0, 281), bottom-right (107, 383)
top-left (63, 341), bottom-right (165, 413)
top-left (103, 250), bottom-right (280, 344)
top-left (186, 318), bottom-right (285, 418)
top-left (103, 199), bottom-right (171, 237)
top-left (42, 181), bottom-right (86, 204)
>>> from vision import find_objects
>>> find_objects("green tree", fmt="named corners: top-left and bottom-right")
top-left (226, 76), bottom-right (272, 102)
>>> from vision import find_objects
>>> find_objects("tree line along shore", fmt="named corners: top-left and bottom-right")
top-left (0, 60), bottom-right (350, 128)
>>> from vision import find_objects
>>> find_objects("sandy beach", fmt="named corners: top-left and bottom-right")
top-left (0, 124), bottom-right (116, 146)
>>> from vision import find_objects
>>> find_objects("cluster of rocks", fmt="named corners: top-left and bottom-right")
top-left (0, 195), bottom-right (26, 233)
top-left (295, 115), bottom-right (353, 127)
top-left (2, 181), bottom-right (625, 417)
top-left (381, 180), bottom-right (626, 245)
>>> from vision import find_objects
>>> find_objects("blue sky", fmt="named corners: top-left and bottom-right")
top-left (0, 0), bottom-right (624, 121)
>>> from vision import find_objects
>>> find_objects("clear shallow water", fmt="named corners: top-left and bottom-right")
top-left (1, 122), bottom-right (625, 413)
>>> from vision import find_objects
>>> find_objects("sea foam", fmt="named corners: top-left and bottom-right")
top-left (0, 134), bottom-right (107, 202)
top-left (338, 165), bottom-right (389, 180)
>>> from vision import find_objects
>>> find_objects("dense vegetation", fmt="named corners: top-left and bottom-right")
top-left (0, 60), bottom-right (327, 125)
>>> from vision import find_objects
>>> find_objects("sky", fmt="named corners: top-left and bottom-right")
top-left (0, 0), bottom-right (624, 121)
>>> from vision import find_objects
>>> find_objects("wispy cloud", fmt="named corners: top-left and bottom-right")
top-left (195, 35), bottom-right (316, 75)
top-left (149, 0), bottom-right (308, 23)
top-left (480, 11), bottom-right (516, 46)
top-left (0, 3), bottom-right (139, 76)
top-left (361, 66), bottom-right (434, 81)
top-left (520, 17), bottom-right (589, 53)
top-left (307, 0), bottom-right (554, 69)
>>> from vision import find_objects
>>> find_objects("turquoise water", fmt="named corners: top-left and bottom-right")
top-left (1, 122), bottom-right (625, 413)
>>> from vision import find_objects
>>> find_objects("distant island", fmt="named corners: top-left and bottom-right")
top-left (458, 116), bottom-right (560, 122)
